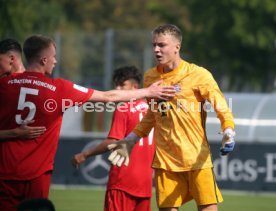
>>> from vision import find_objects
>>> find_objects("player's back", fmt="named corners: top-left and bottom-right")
top-left (0, 71), bottom-right (93, 180)
top-left (0, 72), bottom-right (64, 129)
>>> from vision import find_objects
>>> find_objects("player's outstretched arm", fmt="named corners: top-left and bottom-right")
top-left (220, 128), bottom-right (236, 156)
top-left (0, 120), bottom-right (46, 141)
top-left (107, 132), bottom-right (140, 167)
top-left (71, 138), bottom-right (116, 169)
top-left (89, 80), bottom-right (176, 102)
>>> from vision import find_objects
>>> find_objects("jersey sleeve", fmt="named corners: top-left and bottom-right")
top-left (197, 69), bottom-right (234, 130)
top-left (133, 108), bottom-right (155, 137)
top-left (58, 79), bottom-right (94, 106)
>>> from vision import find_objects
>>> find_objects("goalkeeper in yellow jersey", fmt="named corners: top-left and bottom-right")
top-left (108, 24), bottom-right (235, 211)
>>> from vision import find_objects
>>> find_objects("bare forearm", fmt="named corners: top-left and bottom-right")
top-left (89, 89), bottom-right (148, 102)
top-left (106, 89), bottom-right (148, 102)
top-left (0, 129), bottom-right (18, 140)
top-left (83, 138), bottom-right (116, 158)
top-left (72, 138), bottom-right (116, 168)
top-left (89, 81), bottom-right (176, 102)
top-left (0, 124), bottom-right (46, 141)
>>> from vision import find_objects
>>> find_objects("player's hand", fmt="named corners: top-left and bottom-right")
top-left (147, 80), bottom-right (176, 100)
top-left (14, 120), bottom-right (46, 139)
top-left (71, 153), bottom-right (86, 169)
top-left (107, 139), bottom-right (136, 167)
top-left (220, 128), bottom-right (235, 156)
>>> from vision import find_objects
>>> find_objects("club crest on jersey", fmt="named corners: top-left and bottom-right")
top-left (174, 83), bottom-right (181, 93)
top-left (73, 84), bottom-right (88, 93)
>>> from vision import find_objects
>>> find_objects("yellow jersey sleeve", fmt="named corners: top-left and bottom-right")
top-left (194, 67), bottom-right (234, 130)
top-left (133, 107), bottom-right (155, 137)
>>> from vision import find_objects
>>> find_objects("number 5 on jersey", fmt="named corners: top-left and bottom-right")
top-left (15, 87), bottom-right (39, 124)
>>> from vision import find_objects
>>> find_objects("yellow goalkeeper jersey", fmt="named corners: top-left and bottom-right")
top-left (133, 60), bottom-right (234, 171)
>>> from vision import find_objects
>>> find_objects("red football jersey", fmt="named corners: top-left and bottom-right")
top-left (107, 99), bottom-right (155, 197)
top-left (0, 72), bottom-right (93, 180)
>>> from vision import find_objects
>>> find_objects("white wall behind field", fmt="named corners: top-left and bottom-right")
top-left (60, 107), bottom-right (83, 137)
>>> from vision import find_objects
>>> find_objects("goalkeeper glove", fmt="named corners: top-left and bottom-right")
top-left (220, 128), bottom-right (235, 156)
top-left (107, 132), bottom-right (140, 167)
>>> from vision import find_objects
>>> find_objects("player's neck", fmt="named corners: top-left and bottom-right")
top-left (161, 57), bottom-right (182, 73)
top-left (14, 62), bottom-right (25, 73)
top-left (10, 60), bottom-right (25, 74)
top-left (26, 63), bottom-right (46, 74)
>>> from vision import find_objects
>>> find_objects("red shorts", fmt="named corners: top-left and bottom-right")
top-left (104, 189), bottom-right (151, 211)
top-left (0, 171), bottom-right (52, 211)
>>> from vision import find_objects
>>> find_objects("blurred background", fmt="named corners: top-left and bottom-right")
top-left (1, 0), bottom-right (276, 194)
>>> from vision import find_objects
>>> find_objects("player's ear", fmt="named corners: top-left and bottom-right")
top-left (133, 83), bottom-right (139, 89)
top-left (175, 42), bottom-right (181, 53)
top-left (40, 57), bottom-right (47, 66)
top-left (9, 54), bottom-right (15, 65)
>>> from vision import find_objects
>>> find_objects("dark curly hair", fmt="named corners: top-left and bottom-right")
top-left (112, 66), bottom-right (142, 87)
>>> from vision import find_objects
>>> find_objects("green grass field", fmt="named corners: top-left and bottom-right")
top-left (49, 186), bottom-right (276, 211)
